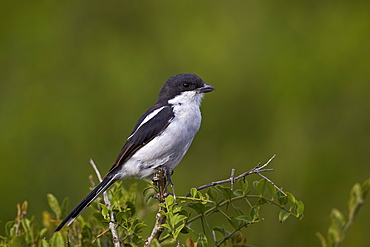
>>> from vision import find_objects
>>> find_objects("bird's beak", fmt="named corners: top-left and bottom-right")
top-left (198, 83), bottom-right (215, 93)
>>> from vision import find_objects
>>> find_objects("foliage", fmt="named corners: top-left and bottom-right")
top-left (169, 179), bottom-right (303, 246)
top-left (0, 176), bottom-right (304, 246)
top-left (154, 178), bottom-right (304, 247)
top-left (316, 178), bottom-right (370, 247)
top-left (0, 182), bottom-right (147, 247)
top-left (2, 178), bottom-right (369, 246)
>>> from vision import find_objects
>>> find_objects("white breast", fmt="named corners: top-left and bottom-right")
top-left (118, 91), bottom-right (204, 179)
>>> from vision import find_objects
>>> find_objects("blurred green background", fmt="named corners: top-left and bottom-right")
top-left (1, 0), bottom-right (369, 246)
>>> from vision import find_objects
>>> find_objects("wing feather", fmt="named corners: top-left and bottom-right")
top-left (109, 104), bottom-right (174, 172)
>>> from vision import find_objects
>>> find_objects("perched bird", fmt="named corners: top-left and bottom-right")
top-left (55, 73), bottom-right (215, 231)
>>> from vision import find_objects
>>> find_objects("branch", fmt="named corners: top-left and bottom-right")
top-left (90, 159), bottom-right (120, 247)
top-left (186, 154), bottom-right (286, 197)
top-left (144, 168), bottom-right (168, 247)
top-left (14, 201), bottom-right (28, 236)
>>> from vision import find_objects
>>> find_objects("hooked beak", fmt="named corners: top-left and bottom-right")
top-left (198, 83), bottom-right (215, 93)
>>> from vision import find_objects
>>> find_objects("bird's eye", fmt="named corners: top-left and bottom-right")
top-left (182, 82), bottom-right (190, 88)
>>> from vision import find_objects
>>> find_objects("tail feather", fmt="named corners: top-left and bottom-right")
top-left (55, 175), bottom-right (116, 231)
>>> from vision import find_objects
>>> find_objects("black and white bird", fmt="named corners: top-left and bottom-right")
top-left (55, 73), bottom-right (215, 231)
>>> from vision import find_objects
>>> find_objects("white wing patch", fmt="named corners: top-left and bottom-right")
top-left (127, 106), bottom-right (167, 140)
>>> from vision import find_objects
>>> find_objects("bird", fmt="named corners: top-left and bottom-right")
top-left (55, 73), bottom-right (215, 231)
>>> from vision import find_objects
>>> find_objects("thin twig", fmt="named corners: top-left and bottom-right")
top-left (186, 154), bottom-right (286, 197)
top-left (254, 155), bottom-right (286, 196)
top-left (93, 228), bottom-right (110, 242)
top-left (90, 159), bottom-right (120, 247)
top-left (14, 202), bottom-right (27, 236)
top-left (185, 168), bottom-right (273, 197)
top-left (256, 171), bottom-right (286, 196)
top-left (145, 168), bottom-right (168, 247)
top-left (230, 169), bottom-right (235, 190)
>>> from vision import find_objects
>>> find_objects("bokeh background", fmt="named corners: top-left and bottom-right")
top-left (1, 1), bottom-right (369, 246)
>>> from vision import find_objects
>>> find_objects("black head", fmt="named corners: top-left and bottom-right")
top-left (157, 73), bottom-right (215, 103)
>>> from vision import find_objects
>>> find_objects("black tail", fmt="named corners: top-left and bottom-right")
top-left (55, 175), bottom-right (116, 231)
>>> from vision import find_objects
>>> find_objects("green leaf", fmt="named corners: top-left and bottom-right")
top-left (315, 232), bottom-right (327, 247)
top-left (173, 206), bottom-right (182, 214)
top-left (216, 186), bottom-right (233, 200)
top-left (21, 218), bottom-right (31, 235)
top-left (233, 189), bottom-right (244, 197)
top-left (286, 192), bottom-right (296, 210)
top-left (296, 201), bottom-right (304, 217)
top-left (277, 192), bottom-right (288, 206)
top-left (235, 215), bottom-right (251, 224)
top-left (116, 210), bottom-right (133, 222)
top-left (187, 202), bottom-right (206, 214)
top-left (207, 188), bottom-right (218, 201)
top-left (100, 203), bottom-right (109, 219)
top-left (60, 198), bottom-right (69, 219)
top-left (196, 233), bottom-right (208, 247)
top-left (279, 210), bottom-right (290, 223)
top-left (143, 184), bottom-right (157, 203)
top-left (161, 223), bottom-right (172, 230)
top-left (149, 238), bottom-right (161, 247)
top-left (329, 208), bottom-right (345, 231)
top-left (256, 179), bottom-right (268, 196)
top-left (173, 223), bottom-right (185, 239)
top-left (249, 206), bottom-right (260, 221)
top-left (5, 220), bottom-right (14, 237)
top-left (190, 188), bottom-right (198, 198)
top-left (170, 215), bottom-right (187, 227)
top-left (50, 232), bottom-right (65, 247)
top-left (228, 217), bottom-right (239, 229)
top-left (351, 183), bottom-right (362, 202)
top-left (252, 181), bottom-right (259, 190)
top-left (238, 179), bottom-right (249, 192)
top-left (165, 195), bottom-right (175, 206)
top-left (133, 222), bottom-right (147, 232)
top-left (47, 194), bottom-right (61, 219)
top-left (115, 211), bottom-right (125, 222)
top-left (213, 226), bottom-right (227, 236)
top-left (361, 178), bottom-right (370, 198)
top-left (257, 197), bottom-right (271, 206)
top-left (11, 235), bottom-right (27, 247)
top-left (348, 183), bottom-right (363, 218)
top-left (180, 209), bottom-right (189, 217)
top-left (38, 239), bottom-right (50, 247)
top-left (232, 205), bottom-right (246, 215)
top-left (29, 216), bottom-right (39, 243)
top-left (39, 228), bottom-right (48, 239)
top-left (266, 181), bottom-right (277, 198)
top-left (327, 208), bottom-right (345, 245)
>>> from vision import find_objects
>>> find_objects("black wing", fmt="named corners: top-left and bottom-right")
top-left (109, 104), bottom-right (174, 172)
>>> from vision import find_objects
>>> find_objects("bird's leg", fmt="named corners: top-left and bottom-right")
top-left (164, 168), bottom-right (176, 201)
top-left (152, 168), bottom-right (176, 202)
top-left (152, 169), bottom-right (167, 203)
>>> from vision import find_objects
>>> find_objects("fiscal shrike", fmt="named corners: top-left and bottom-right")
top-left (55, 73), bottom-right (215, 231)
